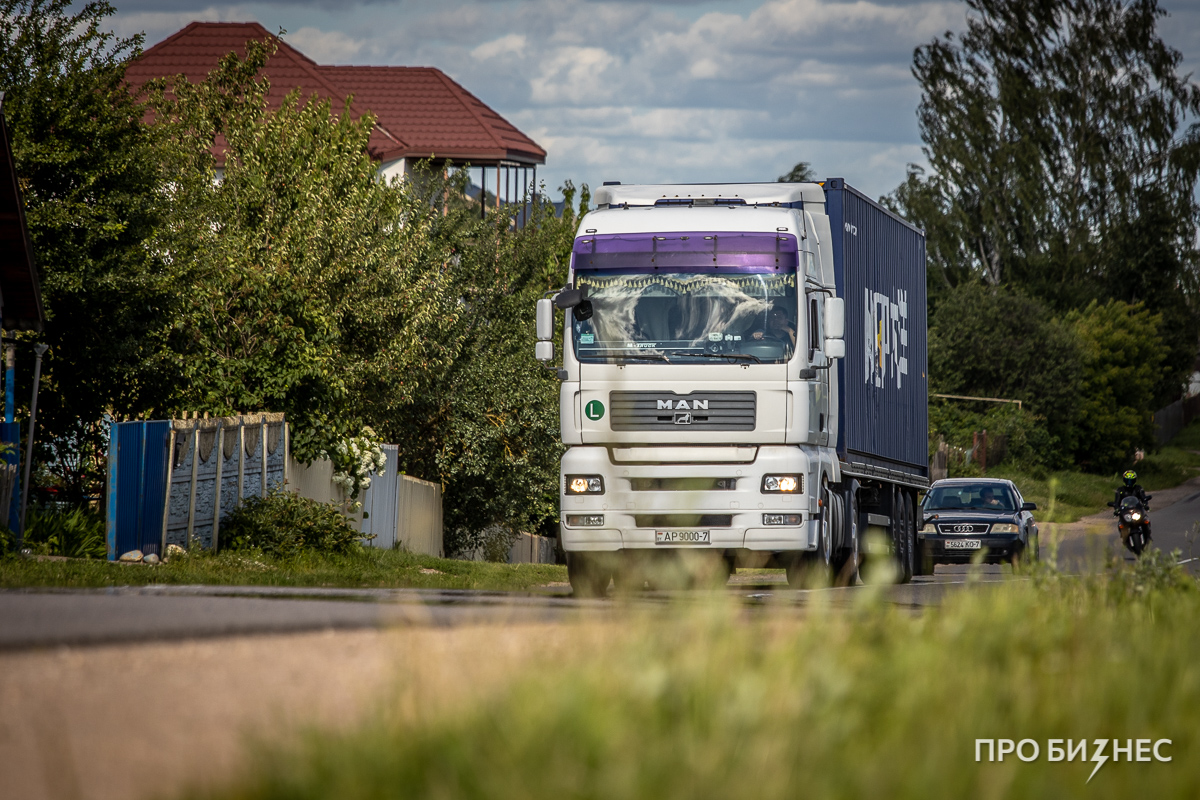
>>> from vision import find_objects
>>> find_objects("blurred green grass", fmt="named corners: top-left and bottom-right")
top-left (0, 547), bottom-right (567, 591)
top-left (193, 555), bottom-right (1199, 800)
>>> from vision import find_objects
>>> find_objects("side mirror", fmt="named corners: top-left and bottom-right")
top-left (1021, 501), bottom-right (1037, 511)
top-left (824, 338), bottom-right (845, 359)
top-left (575, 300), bottom-right (593, 322)
top-left (1106, 501), bottom-right (1116, 508)
top-left (1144, 494), bottom-right (1153, 502)
top-left (536, 298), bottom-right (554, 341)
top-left (535, 341), bottom-right (554, 362)
top-left (824, 296), bottom-right (845, 339)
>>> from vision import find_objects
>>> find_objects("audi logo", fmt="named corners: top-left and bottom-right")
top-left (952, 524), bottom-right (975, 533)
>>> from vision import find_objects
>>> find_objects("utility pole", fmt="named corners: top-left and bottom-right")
top-left (17, 343), bottom-right (48, 542)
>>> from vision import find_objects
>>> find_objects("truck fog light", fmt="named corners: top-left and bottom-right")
top-left (762, 474), bottom-right (803, 493)
top-left (763, 513), bottom-right (802, 526)
top-left (566, 515), bottom-right (605, 527)
top-left (566, 475), bottom-right (605, 494)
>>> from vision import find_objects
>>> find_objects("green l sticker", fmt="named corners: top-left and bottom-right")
top-left (584, 399), bottom-right (605, 421)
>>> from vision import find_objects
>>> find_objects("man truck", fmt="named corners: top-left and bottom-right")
top-left (535, 180), bottom-right (928, 594)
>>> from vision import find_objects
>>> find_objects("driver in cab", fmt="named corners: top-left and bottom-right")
top-left (751, 306), bottom-right (797, 349)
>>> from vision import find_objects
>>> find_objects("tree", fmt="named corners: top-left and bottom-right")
top-left (147, 42), bottom-right (462, 462)
top-left (1068, 300), bottom-right (1165, 471)
top-left (891, 0), bottom-right (1200, 430)
top-left (777, 161), bottom-right (817, 182)
top-left (928, 282), bottom-right (1082, 460)
top-left (1, 0), bottom-right (168, 502)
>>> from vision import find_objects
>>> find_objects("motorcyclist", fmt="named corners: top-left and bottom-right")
top-left (1113, 470), bottom-right (1152, 532)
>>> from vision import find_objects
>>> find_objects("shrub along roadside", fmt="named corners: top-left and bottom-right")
top-left (188, 557), bottom-right (1199, 800)
top-left (219, 491), bottom-right (368, 558)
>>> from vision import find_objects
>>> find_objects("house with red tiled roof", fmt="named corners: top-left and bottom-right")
top-left (124, 22), bottom-right (545, 208)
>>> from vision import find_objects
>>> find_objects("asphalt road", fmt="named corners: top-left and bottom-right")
top-left (1056, 482), bottom-right (1200, 573)
top-left (0, 566), bottom-right (1010, 650)
top-left (3, 482), bottom-right (1195, 651)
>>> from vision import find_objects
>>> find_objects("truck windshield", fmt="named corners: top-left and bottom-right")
top-left (571, 232), bottom-right (799, 364)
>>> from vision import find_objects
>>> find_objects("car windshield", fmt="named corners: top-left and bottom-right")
top-left (571, 232), bottom-right (799, 364)
top-left (923, 483), bottom-right (1016, 512)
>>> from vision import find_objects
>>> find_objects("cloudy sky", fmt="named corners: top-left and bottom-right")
top-left (105, 0), bottom-right (1200, 200)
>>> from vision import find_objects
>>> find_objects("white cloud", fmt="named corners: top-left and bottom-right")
top-left (139, 0), bottom-right (1168, 198)
top-left (287, 26), bottom-right (368, 63)
top-left (471, 34), bottom-right (527, 61)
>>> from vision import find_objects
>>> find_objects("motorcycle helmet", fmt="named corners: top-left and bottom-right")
top-left (1123, 470), bottom-right (1137, 487)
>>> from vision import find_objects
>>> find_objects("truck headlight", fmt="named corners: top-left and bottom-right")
top-left (566, 515), bottom-right (604, 527)
top-left (991, 523), bottom-right (1019, 533)
top-left (763, 514), bottom-right (803, 526)
top-left (566, 475), bottom-right (605, 494)
top-left (762, 474), bottom-right (803, 493)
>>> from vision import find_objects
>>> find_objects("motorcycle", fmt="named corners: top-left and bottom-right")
top-left (1108, 494), bottom-right (1152, 556)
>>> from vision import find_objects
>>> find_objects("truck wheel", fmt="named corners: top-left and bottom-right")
top-left (830, 492), bottom-right (858, 586)
top-left (568, 553), bottom-right (611, 598)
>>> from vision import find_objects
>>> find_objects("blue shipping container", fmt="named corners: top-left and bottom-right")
top-left (825, 178), bottom-right (929, 478)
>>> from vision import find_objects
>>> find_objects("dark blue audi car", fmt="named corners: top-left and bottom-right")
top-left (917, 478), bottom-right (1039, 572)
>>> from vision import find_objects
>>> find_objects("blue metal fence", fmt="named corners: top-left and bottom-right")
top-left (106, 420), bottom-right (171, 560)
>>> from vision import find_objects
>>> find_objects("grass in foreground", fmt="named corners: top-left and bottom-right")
top-left (0, 547), bottom-right (566, 591)
top-left (194, 553), bottom-right (1198, 800)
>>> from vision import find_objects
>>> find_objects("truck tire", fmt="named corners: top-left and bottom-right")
top-left (568, 553), bottom-right (611, 598)
top-left (830, 491), bottom-right (858, 586)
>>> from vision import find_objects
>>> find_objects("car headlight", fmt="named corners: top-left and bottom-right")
top-left (566, 515), bottom-right (604, 527)
top-left (566, 475), bottom-right (605, 494)
top-left (762, 474), bottom-right (803, 493)
top-left (991, 523), bottom-right (1019, 533)
top-left (919, 524), bottom-right (935, 534)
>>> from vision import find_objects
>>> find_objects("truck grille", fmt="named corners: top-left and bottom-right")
top-left (609, 391), bottom-right (756, 431)
top-left (634, 514), bottom-right (733, 528)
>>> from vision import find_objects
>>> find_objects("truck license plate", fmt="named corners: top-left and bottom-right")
top-left (655, 530), bottom-right (710, 545)
top-left (944, 539), bottom-right (982, 550)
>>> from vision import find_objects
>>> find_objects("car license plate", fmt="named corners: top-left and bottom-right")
top-left (944, 539), bottom-right (982, 550)
top-left (655, 530), bottom-right (710, 545)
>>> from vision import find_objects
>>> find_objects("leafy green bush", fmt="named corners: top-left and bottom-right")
top-left (22, 506), bottom-right (106, 559)
top-left (928, 283), bottom-right (1082, 466)
top-left (220, 491), bottom-right (367, 558)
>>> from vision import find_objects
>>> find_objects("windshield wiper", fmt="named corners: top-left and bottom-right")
top-left (669, 351), bottom-right (763, 364)
top-left (614, 353), bottom-right (672, 364)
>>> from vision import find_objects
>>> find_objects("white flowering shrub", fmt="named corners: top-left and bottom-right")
top-left (319, 427), bottom-right (387, 507)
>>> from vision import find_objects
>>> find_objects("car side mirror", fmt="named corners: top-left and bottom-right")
top-left (1021, 501), bottom-right (1037, 511)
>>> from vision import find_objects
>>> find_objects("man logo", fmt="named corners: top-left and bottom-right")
top-left (674, 412), bottom-right (693, 425)
top-left (657, 399), bottom-right (709, 410)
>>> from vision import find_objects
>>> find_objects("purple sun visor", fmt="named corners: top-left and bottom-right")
top-left (573, 232), bottom-right (799, 270)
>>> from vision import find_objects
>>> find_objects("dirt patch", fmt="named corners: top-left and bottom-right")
top-left (0, 623), bottom-right (598, 800)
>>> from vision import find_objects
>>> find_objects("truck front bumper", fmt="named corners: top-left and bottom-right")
top-left (559, 445), bottom-right (819, 553)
